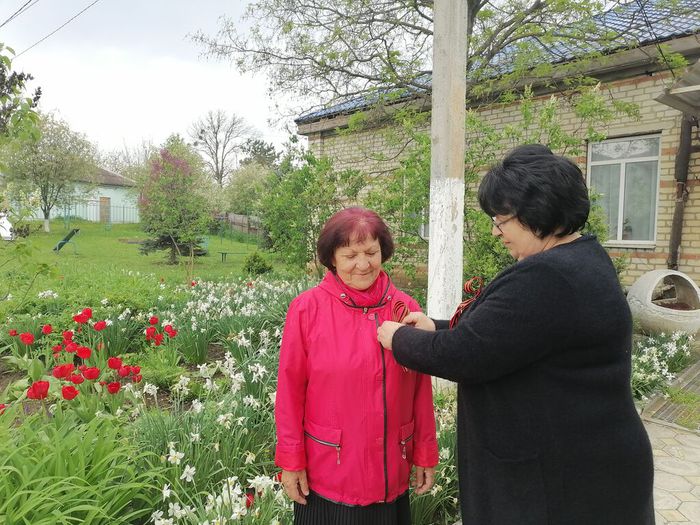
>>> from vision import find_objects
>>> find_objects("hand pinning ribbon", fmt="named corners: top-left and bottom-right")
top-left (449, 276), bottom-right (484, 328)
top-left (392, 300), bottom-right (410, 323)
top-left (390, 299), bottom-right (411, 371)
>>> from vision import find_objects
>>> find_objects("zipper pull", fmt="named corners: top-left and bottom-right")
top-left (401, 441), bottom-right (407, 460)
top-left (336, 446), bottom-right (341, 464)
top-left (363, 307), bottom-right (368, 314)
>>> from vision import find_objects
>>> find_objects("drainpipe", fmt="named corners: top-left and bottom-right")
top-left (667, 114), bottom-right (695, 270)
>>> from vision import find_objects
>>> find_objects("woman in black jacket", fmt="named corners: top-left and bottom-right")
top-left (378, 144), bottom-right (654, 525)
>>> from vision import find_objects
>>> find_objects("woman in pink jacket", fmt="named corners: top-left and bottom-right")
top-left (275, 207), bottom-right (439, 525)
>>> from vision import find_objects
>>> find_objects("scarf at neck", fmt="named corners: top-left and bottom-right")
top-left (330, 270), bottom-right (391, 307)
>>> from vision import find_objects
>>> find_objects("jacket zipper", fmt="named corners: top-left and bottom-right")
top-left (400, 433), bottom-right (414, 460)
top-left (376, 316), bottom-right (389, 502)
top-left (304, 431), bottom-right (341, 464)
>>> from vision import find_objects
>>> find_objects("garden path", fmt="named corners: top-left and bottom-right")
top-left (646, 419), bottom-right (700, 524)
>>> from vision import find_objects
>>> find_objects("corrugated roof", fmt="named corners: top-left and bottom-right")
top-left (296, 0), bottom-right (700, 125)
top-left (78, 167), bottom-right (136, 187)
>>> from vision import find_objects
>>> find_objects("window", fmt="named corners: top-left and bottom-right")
top-left (588, 135), bottom-right (660, 244)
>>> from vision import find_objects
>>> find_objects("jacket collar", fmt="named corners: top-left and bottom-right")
top-left (318, 270), bottom-right (396, 310)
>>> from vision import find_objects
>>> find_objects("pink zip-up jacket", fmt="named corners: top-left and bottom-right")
top-left (275, 271), bottom-right (439, 506)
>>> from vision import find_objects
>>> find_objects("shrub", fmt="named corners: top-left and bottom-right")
top-left (243, 252), bottom-right (272, 276)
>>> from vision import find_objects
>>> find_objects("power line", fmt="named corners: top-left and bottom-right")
top-left (0, 0), bottom-right (41, 29)
top-left (633, 0), bottom-right (677, 80)
top-left (15, 0), bottom-right (102, 58)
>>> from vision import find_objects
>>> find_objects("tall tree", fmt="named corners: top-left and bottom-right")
top-left (138, 135), bottom-right (212, 268)
top-left (239, 138), bottom-right (280, 168)
top-left (188, 110), bottom-right (255, 186)
top-left (191, 0), bottom-right (682, 114)
top-left (3, 113), bottom-right (96, 232)
top-left (101, 140), bottom-right (157, 183)
top-left (0, 42), bottom-right (41, 147)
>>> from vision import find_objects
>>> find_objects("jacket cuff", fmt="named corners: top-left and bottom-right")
top-left (275, 445), bottom-right (306, 471)
top-left (413, 441), bottom-right (439, 467)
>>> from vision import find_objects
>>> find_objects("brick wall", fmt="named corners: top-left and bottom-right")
top-left (303, 72), bottom-right (700, 287)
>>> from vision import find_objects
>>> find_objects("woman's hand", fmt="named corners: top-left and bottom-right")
top-left (412, 465), bottom-right (436, 495)
top-left (402, 312), bottom-right (436, 331)
top-left (377, 320), bottom-right (404, 349)
top-left (281, 469), bottom-right (309, 505)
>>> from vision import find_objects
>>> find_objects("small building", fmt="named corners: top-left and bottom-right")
top-left (66, 167), bottom-right (140, 224)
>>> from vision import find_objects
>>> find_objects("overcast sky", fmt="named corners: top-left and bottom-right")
top-left (1, 0), bottom-right (294, 155)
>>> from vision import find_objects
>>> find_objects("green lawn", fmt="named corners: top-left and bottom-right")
top-left (2, 220), bottom-right (296, 319)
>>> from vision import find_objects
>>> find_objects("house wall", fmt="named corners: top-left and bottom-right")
top-left (29, 183), bottom-right (140, 223)
top-left (302, 71), bottom-right (700, 287)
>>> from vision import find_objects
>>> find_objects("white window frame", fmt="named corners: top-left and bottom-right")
top-left (587, 134), bottom-right (661, 249)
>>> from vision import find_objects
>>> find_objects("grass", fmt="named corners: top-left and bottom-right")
top-left (1, 219), bottom-right (298, 319)
top-left (667, 387), bottom-right (700, 430)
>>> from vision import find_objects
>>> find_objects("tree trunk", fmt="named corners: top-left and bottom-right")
top-left (43, 210), bottom-right (51, 233)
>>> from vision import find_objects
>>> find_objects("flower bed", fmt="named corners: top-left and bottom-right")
top-left (1, 273), bottom-right (692, 524)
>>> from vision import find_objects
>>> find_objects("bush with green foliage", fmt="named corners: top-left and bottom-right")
top-left (257, 152), bottom-right (366, 273)
top-left (243, 251), bottom-right (272, 276)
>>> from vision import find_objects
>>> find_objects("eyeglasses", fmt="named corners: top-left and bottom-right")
top-left (491, 216), bottom-right (515, 233)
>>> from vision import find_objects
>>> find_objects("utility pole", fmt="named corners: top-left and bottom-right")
top-left (427, 0), bottom-right (468, 333)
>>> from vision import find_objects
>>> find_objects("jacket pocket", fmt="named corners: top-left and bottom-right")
top-left (482, 447), bottom-right (547, 525)
top-left (399, 420), bottom-right (415, 462)
top-left (304, 419), bottom-right (342, 465)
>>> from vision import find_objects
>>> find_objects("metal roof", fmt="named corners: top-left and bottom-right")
top-left (296, 0), bottom-right (700, 125)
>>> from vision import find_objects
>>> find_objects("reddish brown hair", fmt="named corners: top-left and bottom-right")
top-left (317, 207), bottom-right (394, 270)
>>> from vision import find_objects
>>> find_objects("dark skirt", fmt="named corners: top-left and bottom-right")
top-left (294, 491), bottom-right (411, 525)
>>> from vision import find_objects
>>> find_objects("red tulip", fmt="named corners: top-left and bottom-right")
top-left (81, 308), bottom-right (93, 319)
top-left (83, 367), bottom-right (100, 380)
top-left (78, 364), bottom-right (87, 372)
top-left (245, 491), bottom-right (255, 508)
top-left (190, 280), bottom-right (196, 287)
top-left (154, 333), bottom-right (164, 346)
top-left (0, 403), bottom-right (6, 415)
top-left (76, 346), bottom-right (92, 359)
top-left (8, 329), bottom-right (17, 337)
top-left (69, 374), bottom-right (85, 385)
top-left (117, 366), bottom-right (130, 378)
top-left (131, 366), bottom-right (141, 375)
top-left (107, 357), bottom-right (122, 370)
top-left (107, 382), bottom-right (121, 394)
top-left (41, 324), bottom-right (52, 335)
top-left (72, 313), bottom-right (89, 324)
top-left (52, 363), bottom-right (75, 379)
top-left (93, 320), bottom-right (107, 331)
top-left (52, 344), bottom-right (63, 353)
top-left (61, 385), bottom-right (79, 400)
top-left (149, 316), bottom-right (159, 325)
top-left (27, 381), bottom-right (50, 400)
top-left (145, 326), bottom-right (157, 340)
top-left (19, 332), bottom-right (34, 345)
top-left (62, 330), bottom-right (74, 341)
top-left (65, 342), bottom-right (78, 353)
top-left (132, 374), bottom-right (142, 383)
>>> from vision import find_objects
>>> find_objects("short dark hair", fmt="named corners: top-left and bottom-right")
top-left (478, 144), bottom-right (590, 238)
top-left (317, 207), bottom-right (394, 270)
